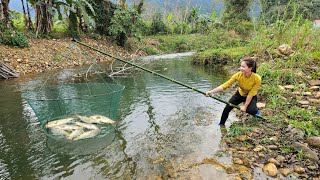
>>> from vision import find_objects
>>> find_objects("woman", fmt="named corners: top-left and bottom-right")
top-left (205, 57), bottom-right (262, 126)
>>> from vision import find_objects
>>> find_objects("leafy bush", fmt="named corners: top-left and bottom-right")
top-left (108, 8), bottom-right (144, 46)
top-left (150, 13), bottom-right (168, 35)
top-left (0, 23), bottom-right (28, 48)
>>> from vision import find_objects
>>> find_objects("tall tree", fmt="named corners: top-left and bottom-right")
top-left (0, 0), bottom-right (10, 27)
top-left (21, 0), bottom-right (32, 29)
top-left (221, 0), bottom-right (253, 34)
top-left (33, 0), bottom-right (53, 35)
top-left (26, 1), bottom-right (33, 29)
top-left (88, 0), bottom-right (117, 35)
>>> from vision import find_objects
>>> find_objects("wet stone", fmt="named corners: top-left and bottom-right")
top-left (306, 136), bottom-right (320, 148)
top-left (294, 167), bottom-right (305, 174)
top-left (268, 158), bottom-right (280, 166)
top-left (267, 145), bottom-right (278, 150)
top-left (289, 128), bottom-right (305, 140)
top-left (253, 145), bottom-right (265, 152)
top-left (262, 163), bottom-right (278, 177)
top-left (278, 168), bottom-right (291, 177)
top-left (276, 155), bottom-right (286, 163)
top-left (292, 142), bottom-right (319, 162)
top-left (233, 158), bottom-right (244, 165)
top-left (307, 165), bottom-right (317, 170)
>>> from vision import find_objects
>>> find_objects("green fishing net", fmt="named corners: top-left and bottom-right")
top-left (22, 42), bottom-right (124, 154)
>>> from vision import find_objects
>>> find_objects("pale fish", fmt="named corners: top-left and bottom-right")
top-left (45, 117), bottom-right (74, 128)
top-left (74, 121), bottom-right (99, 130)
top-left (54, 124), bottom-right (81, 131)
top-left (89, 115), bottom-right (116, 124)
top-left (73, 129), bottom-right (100, 141)
top-left (67, 128), bottom-right (85, 140)
top-left (50, 128), bottom-right (70, 137)
top-left (75, 115), bottom-right (94, 124)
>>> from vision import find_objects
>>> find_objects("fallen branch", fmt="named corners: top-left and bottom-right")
top-left (0, 62), bottom-right (19, 79)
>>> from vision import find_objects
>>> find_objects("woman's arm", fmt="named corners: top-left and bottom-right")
top-left (205, 85), bottom-right (224, 96)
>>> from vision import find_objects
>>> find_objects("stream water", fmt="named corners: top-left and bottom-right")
top-left (0, 56), bottom-right (240, 179)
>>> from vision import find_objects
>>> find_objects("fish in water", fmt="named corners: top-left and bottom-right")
top-left (45, 117), bottom-right (74, 128)
top-left (54, 124), bottom-right (81, 131)
top-left (50, 128), bottom-right (70, 137)
top-left (89, 115), bottom-right (116, 124)
top-left (74, 121), bottom-right (99, 130)
top-left (75, 114), bottom-right (95, 124)
top-left (67, 128), bottom-right (85, 140)
top-left (73, 129), bottom-right (100, 140)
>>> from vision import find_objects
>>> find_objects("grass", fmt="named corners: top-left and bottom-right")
top-left (227, 123), bottom-right (252, 138)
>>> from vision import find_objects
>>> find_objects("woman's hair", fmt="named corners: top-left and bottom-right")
top-left (241, 56), bottom-right (257, 73)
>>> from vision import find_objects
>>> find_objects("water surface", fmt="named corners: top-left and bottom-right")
top-left (0, 57), bottom-right (239, 179)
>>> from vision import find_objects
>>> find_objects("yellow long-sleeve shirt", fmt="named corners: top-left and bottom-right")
top-left (221, 72), bottom-right (261, 96)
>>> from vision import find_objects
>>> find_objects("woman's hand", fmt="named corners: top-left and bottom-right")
top-left (205, 91), bottom-right (213, 96)
top-left (240, 105), bottom-right (247, 112)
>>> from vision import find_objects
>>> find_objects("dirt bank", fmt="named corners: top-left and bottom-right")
top-left (0, 37), bottom-right (146, 76)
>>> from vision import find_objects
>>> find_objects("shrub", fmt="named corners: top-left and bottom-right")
top-left (0, 23), bottom-right (28, 48)
top-left (150, 13), bottom-right (167, 35)
top-left (108, 8), bottom-right (144, 46)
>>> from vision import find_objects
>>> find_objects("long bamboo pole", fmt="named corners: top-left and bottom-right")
top-left (72, 39), bottom-right (266, 120)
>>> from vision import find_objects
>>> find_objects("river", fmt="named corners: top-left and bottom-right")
top-left (0, 56), bottom-right (239, 179)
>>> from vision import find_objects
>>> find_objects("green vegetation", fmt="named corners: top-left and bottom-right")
top-left (227, 124), bottom-right (252, 138)
top-left (1, 0), bottom-right (319, 135)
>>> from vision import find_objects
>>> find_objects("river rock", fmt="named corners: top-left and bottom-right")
top-left (309, 86), bottom-right (319, 90)
top-left (309, 80), bottom-right (320, 86)
top-left (268, 158), bottom-right (280, 166)
top-left (307, 165), bottom-right (317, 170)
top-left (283, 85), bottom-right (295, 89)
top-left (267, 145), bottom-right (278, 150)
top-left (309, 98), bottom-right (320, 104)
top-left (253, 145), bottom-right (266, 152)
top-left (257, 102), bottom-right (266, 109)
top-left (315, 92), bottom-right (320, 98)
top-left (278, 44), bottom-right (293, 55)
top-left (233, 158), bottom-right (244, 165)
top-left (294, 167), bottom-right (305, 174)
top-left (278, 168), bottom-right (291, 177)
top-left (298, 100), bottom-right (309, 105)
top-left (263, 163), bottom-right (278, 177)
top-left (276, 155), bottom-right (286, 163)
top-left (306, 136), bottom-right (320, 148)
top-left (292, 142), bottom-right (319, 161)
top-left (269, 136), bottom-right (278, 142)
top-left (237, 135), bottom-right (249, 142)
top-left (289, 128), bottom-right (305, 140)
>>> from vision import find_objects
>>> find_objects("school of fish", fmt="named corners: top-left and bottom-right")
top-left (45, 114), bottom-right (116, 141)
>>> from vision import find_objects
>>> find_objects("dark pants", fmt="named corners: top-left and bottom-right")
top-left (219, 91), bottom-right (258, 125)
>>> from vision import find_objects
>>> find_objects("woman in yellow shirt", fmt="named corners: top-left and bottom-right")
top-left (205, 57), bottom-right (262, 126)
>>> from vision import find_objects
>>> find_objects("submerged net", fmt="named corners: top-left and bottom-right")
top-left (22, 42), bottom-right (125, 154)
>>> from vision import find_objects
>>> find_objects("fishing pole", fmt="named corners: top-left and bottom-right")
top-left (72, 38), bottom-right (266, 120)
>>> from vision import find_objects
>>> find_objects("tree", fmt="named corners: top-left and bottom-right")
top-left (108, 8), bottom-right (144, 46)
top-left (88, 0), bottom-right (117, 35)
top-left (21, 0), bottom-right (32, 29)
top-left (221, 0), bottom-right (253, 35)
top-left (28, 0), bottom-right (53, 36)
top-left (0, 0), bottom-right (10, 27)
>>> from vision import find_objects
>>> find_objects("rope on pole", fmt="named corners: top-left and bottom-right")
top-left (72, 38), bottom-right (266, 120)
